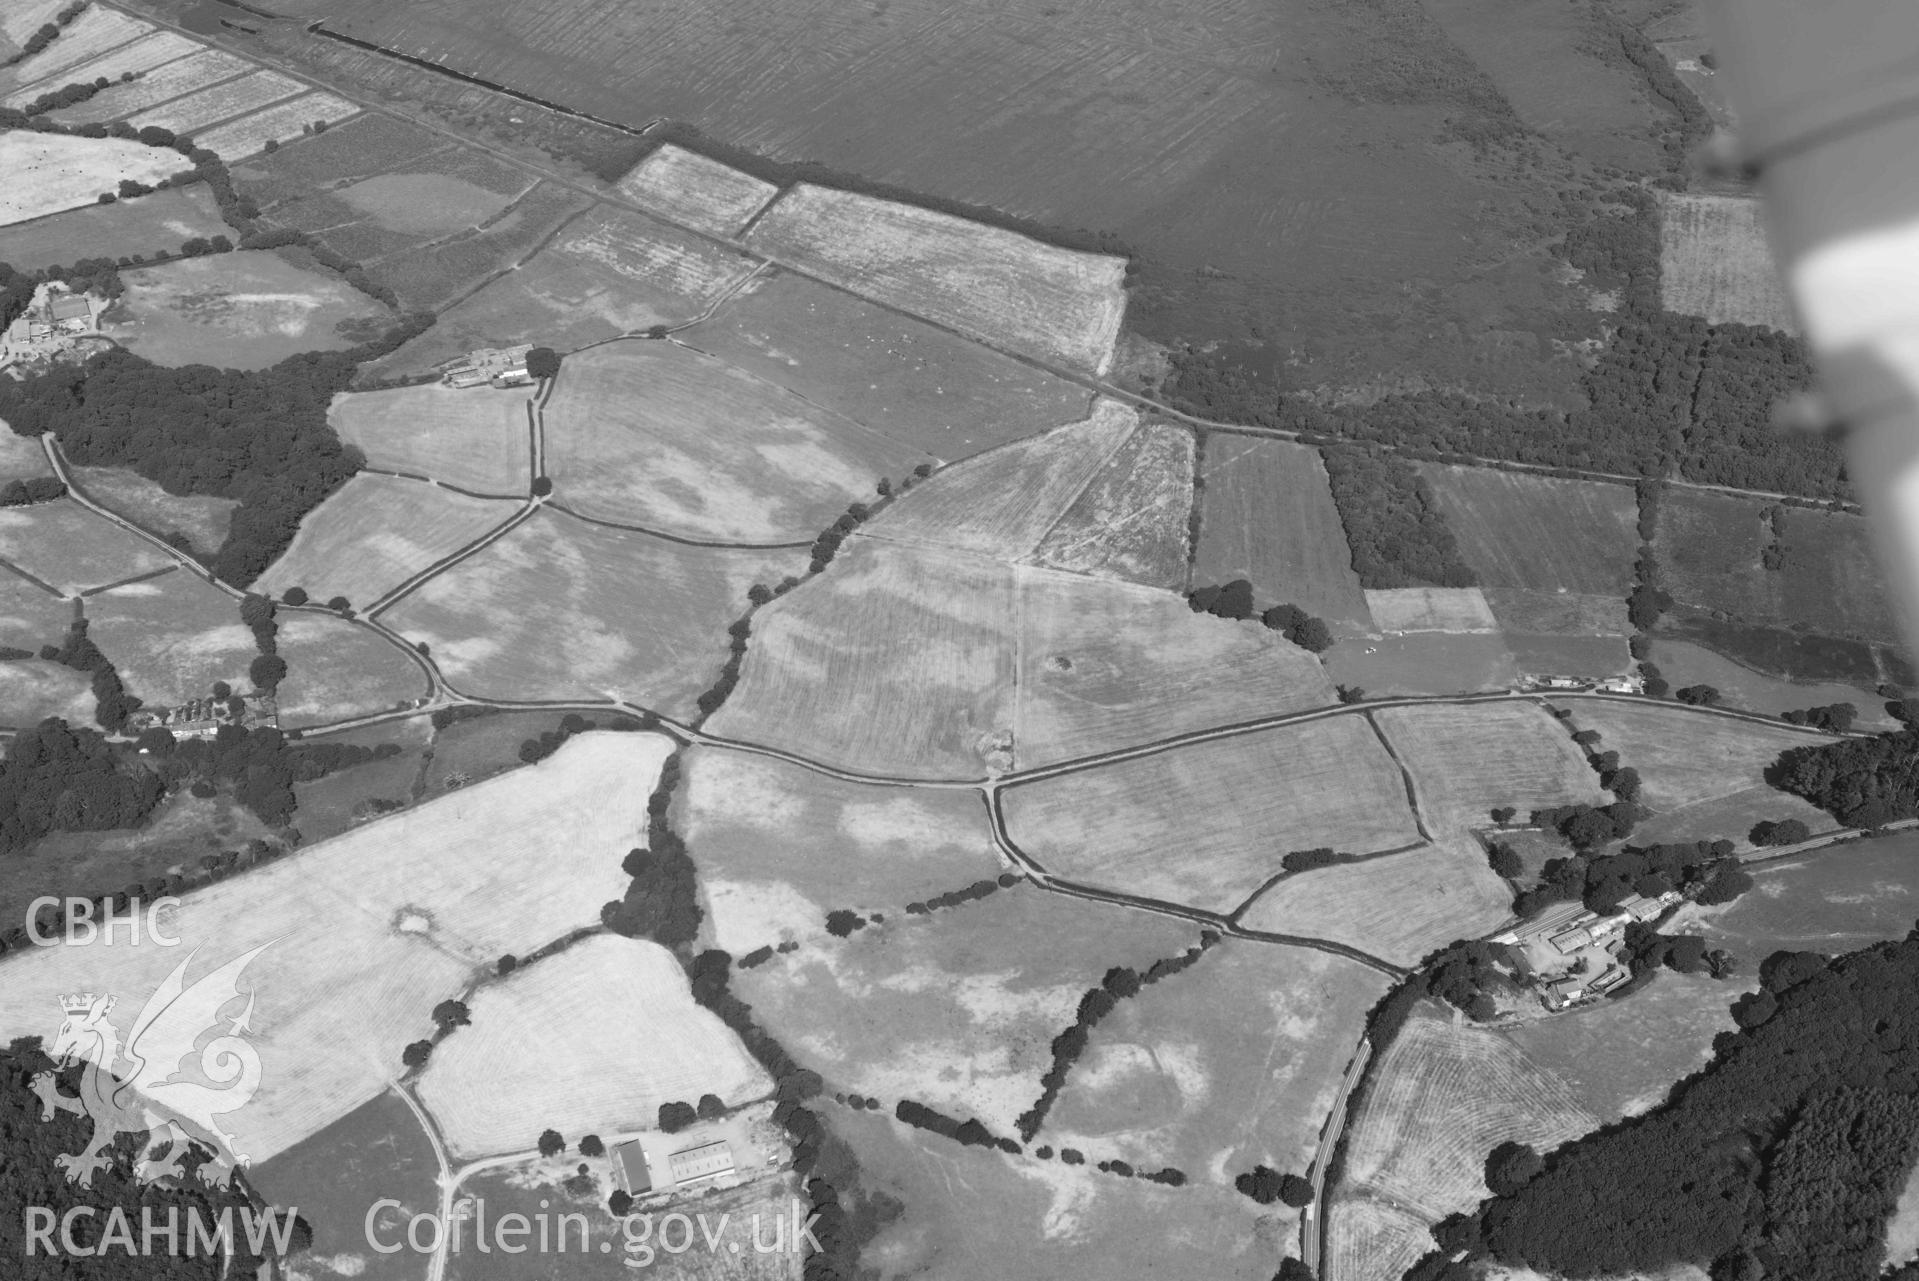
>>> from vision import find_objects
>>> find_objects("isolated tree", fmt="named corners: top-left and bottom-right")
top-left (431, 999), bottom-right (470, 1031)
top-left (282, 586), bottom-right (308, 606)
top-left (696, 1093), bottom-right (726, 1120)
top-left (1290, 617), bottom-right (1335, 652)
top-left (577, 1133), bottom-right (606, 1157)
top-left (401, 1040), bottom-right (432, 1071)
top-left (497, 954), bottom-right (518, 975)
top-left (326, 596), bottom-right (350, 612)
top-left (531, 476), bottom-right (553, 497)
top-left (608, 1190), bottom-right (633, 1216)
top-left (1234, 1165), bottom-right (1285, 1205)
top-left (1336, 685), bottom-right (1366, 704)
top-left (1274, 1259), bottom-right (1317, 1281)
top-left (825, 909), bottom-right (864, 938)
top-left (1751, 818), bottom-right (1811, 847)
top-left (1490, 806), bottom-right (1517, 825)
top-left (1485, 1141), bottom-right (1544, 1195)
top-left (1214, 579), bottom-right (1256, 620)
top-left (249, 654), bottom-right (286, 691)
top-left (211, 680), bottom-right (232, 699)
top-left (537, 1128), bottom-right (565, 1158)
top-left (747, 583), bottom-right (773, 606)
top-left (525, 346), bottom-right (561, 379)
top-left (1676, 684), bottom-right (1722, 707)
top-left (1278, 1172), bottom-right (1313, 1208)
top-left (1261, 603), bottom-right (1306, 633)
top-left (658, 1101), bottom-right (697, 1133)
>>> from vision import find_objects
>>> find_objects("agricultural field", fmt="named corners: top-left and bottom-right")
top-left (1029, 421), bottom-right (1194, 589)
top-left (1503, 971), bottom-right (1747, 1122)
top-left (129, 68), bottom-right (306, 135)
top-left (704, 539), bottom-right (1015, 778)
top-left (0, 132), bottom-right (191, 227)
top-left (69, 464), bottom-right (237, 553)
top-left (380, 507), bottom-right (801, 715)
top-left (1482, 587), bottom-right (1632, 641)
top-left (1419, 464), bottom-right (1638, 595)
top-left (250, 1092), bottom-right (438, 1281)
top-left (1653, 489), bottom-right (1777, 624)
top-left (0, 5), bottom-right (154, 97)
top-left (331, 383), bottom-right (533, 495)
top-left (1235, 837), bottom-right (1514, 966)
top-left (48, 47), bottom-right (253, 126)
top-left (1012, 566), bottom-right (1335, 768)
top-left (227, 109), bottom-right (452, 206)
top-left (1001, 715), bottom-right (1421, 912)
top-left (1325, 1196), bottom-right (1434, 1281)
top-left (1504, 632), bottom-right (1633, 681)
top-left (1684, 833), bottom-right (1919, 963)
top-left (194, 92), bottom-right (362, 160)
top-left (267, 145), bottom-right (537, 261)
top-left (1045, 941), bottom-right (1387, 1176)
top-left (0, 731), bottom-right (669, 1163)
top-left (1194, 438), bottom-right (1372, 634)
top-left (1320, 633), bottom-right (1521, 698)
top-left (272, 611), bottom-right (430, 726)
top-left (677, 268), bottom-right (1094, 459)
top-left (676, 744), bottom-right (1003, 953)
top-left (0, 497), bottom-right (174, 594)
top-left (104, 249), bottom-right (392, 369)
top-left (0, 430), bottom-right (53, 484)
top-left (1556, 698), bottom-right (1837, 812)
top-left (288, 718), bottom-right (431, 844)
top-left (1658, 192), bottom-right (1796, 331)
top-left (1337, 1008), bottom-right (1596, 1240)
top-left (1365, 587), bottom-right (1500, 634)
top-left (0, 185), bottom-right (225, 269)
top-left (255, 474), bottom-right (520, 609)
top-left (0, 567), bottom-right (73, 651)
top-left (1373, 702), bottom-right (1607, 834)
top-left (864, 400), bottom-right (1136, 561)
top-left (413, 708), bottom-right (598, 800)
top-left (83, 568), bottom-right (254, 707)
top-left (823, 1108), bottom-right (1279, 1281)
top-left (543, 341), bottom-right (924, 542)
top-left (0, 658), bottom-right (92, 727)
top-left (9, 30), bottom-right (196, 109)
top-left (616, 143), bottom-right (779, 237)
top-left (1774, 505), bottom-right (1903, 642)
top-left (732, 888), bottom-right (1199, 1134)
top-left (418, 936), bottom-right (771, 1158)
top-left (1650, 636), bottom-right (1897, 729)
top-left (745, 184), bottom-right (1127, 373)
top-left (0, 0), bottom-right (64, 56)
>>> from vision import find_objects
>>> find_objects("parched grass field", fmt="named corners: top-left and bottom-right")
top-left (70, 464), bottom-right (237, 552)
top-left (1505, 632), bottom-right (1633, 681)
top-left (354, 181), bottom-right (595, 321)
top-left (83, 568), bottom-right (255, 706)
top-left (1366, 587), bottom-right (1499, 634)
top-left (616, 143), bottom-right (779, 237)
top-left (1775, 506), bottom-right (1903, 643)
top-left (0, 0), bottom-right (64, 55)
top-left (1558, 698), bottom-right (1838, 811)
top-left (290, 718), bottom-right (431, 844)
top-left (48, 47), bottom-right (253, 126)
top-left (255, 474), bottom-right (520, 609)
top-left (1504, 971), bottom-right (1745, 1122)
top-left (1482, 587), bottom-right (1631, 639)
top-left (745, 184), bottom-right (1127, 374)
top-left (382, 507), bottom-right (801, 715)
top-left (1658, 192), bottom-right (1796, 331)
top-left (680, 268), bottom-right (1094, 459)
top-left (733, 888), bottom-right (1199, 1134)
top-left (1047, 941), bottom-right (1386, 1177)
top-left (1030, 421), bottom-right (1194, 589)
top-left (0, 429), bottom-right (53, 483)
top-left (419, 935), bottom-right (771, 1158)
top-left (129, 68), bottom-right (305, 135)
top-left (544, 341), bottom-right (924, 541)
top-left (228, 110), bottom-right (451, 205)
top-left (0, 186), bottom-right (227, 271)
top-left (1326, 1195), bottom-right (1433, 1281)
top-left (331, 384), bottom-right (532, 495)
top-left (0, 5), bottom-right (155, 98)
top-left (1320, 633), bottom-right (1521, 698)
top-left (0, 731), bottom-right (669, 1164)
top-left (1339, 1008), bottom-right (1596, 1225)
top-left (0, 659), bottom-right (93, 727)
top-left (1373, 702), bottom-right (1607, 834)
top-left (676, 744), bottom-right (1002, 953)
top-left (16, 30), bottom-right (196, 104)
top-left (194, 92), bottom-right (361, 160)
top-left (273, 612), bottom-right (430, 726)
top-left (705, 539), bottom-right (1015, 778)
top-left (1236, 837), bottom-right (1513, 966)
top-left (1686, 833), bottom-right (1919, 965)
top-left (864, 400), bottom-right (1136, 562)
top-left (1651, 636), bottom-right (1897, 730)
top-left (1419, 464), bottom-right (1638, 595)
top-left (1654, 489), bottom-right (1778, 624)
top-left (0, 132), bottom-right (191, 227)
top-left (824, 1108), bottom-right (1277, 1281)
top-left (106, 249), bottom-right (391, 369)
top-left (0, 567), bottom-right (72, 650)
top-left (1002, 715), bottom-right (1421, 913)
top-left (1013, 566), bottom-right (1335, 768)
top-left (249, 1091), bottom-right (438, 1281)
top-left (1194, 438), bottom-right (1372, 634)
top-left (0, 497), bottom-right (174, 594)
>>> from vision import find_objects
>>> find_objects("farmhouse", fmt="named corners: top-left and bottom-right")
top-left (128, 690), bottom-right (279, 741)
top-left (440, 343), bottom-right (532, 388)
top-left (1, 285), bottom-right (98, 361)
top-left (1493, 890), bottom-right (1679, 1011)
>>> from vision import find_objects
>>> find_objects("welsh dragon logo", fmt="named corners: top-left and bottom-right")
top-left (30, 943), bottom-right (272, 1189)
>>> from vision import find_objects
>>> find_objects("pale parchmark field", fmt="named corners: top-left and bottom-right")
top-left (255, 473), bottom-right (520, 608)
top-left (69, 465), bottom-right (238, 553)
top-left (744, 184), bottom-right (1129, 374)
top-left (46, 48), bottom-right (254, 126)
top-left (1002, 715), bottom-right (1422, 912)
top-left (0, 660), bottom-right (93, 726)
top-left (1372, 701), bottom-right (1609, 835)
top-left (194, 92), bottom-right (361, 161)
top-left (0, 133), bottom-right (192, 227)
top-left (616, 143), bottom-right (779, 238)
top-left (1657, 191), bottom-right (1796, 331)
top-left (3, 30), bottom-right (200, 110)
top-left (0, 732), bottom-right (671, 1165)
top-left (0, 498), bottom-right (174, 593)
top-left (330, 384), bottom-right (533, 496)
top-left (418, 934), bottom-right (772, 1159)
top-left (1364, 586), bottom-right (1501, 634)
top-left (128, 69), bottom-right (306, 136)
top-left (0, 5), bottom-right (154, 98)
top-left (1029, 420), bottom-right (1194, 590)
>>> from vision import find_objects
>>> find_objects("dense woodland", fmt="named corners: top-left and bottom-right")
top-left (1409, 933), bottom-right (1919, 1281)
top-left (1771, 729), bottom-right (1919, 828)
top-left (0, 718), bottom-right (162, 853)
top-left (1319, 449), bottom-right (1478, 588)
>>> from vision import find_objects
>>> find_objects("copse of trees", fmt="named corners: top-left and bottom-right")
top-left (1319, 448), bottom-right (1478, 589)
top-left (0, 717), bottom-right (164, 853)
top-left (1769, 727), bottom-right (1919, 828)
top-left (1282, 847), bottom-right (1358, 874)
top-left (1783, 701), bottom-right (1857, 732)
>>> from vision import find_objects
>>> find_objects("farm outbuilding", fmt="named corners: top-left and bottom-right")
top-left (613, 1140), bottom-right (653, 1194)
